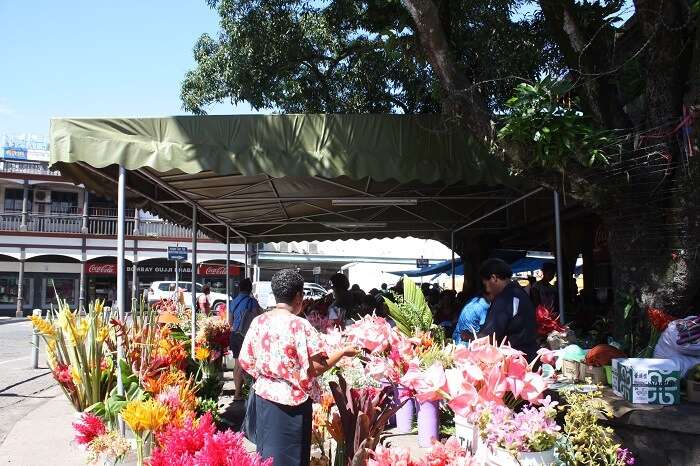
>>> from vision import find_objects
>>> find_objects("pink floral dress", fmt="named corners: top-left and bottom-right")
top-left (239, 312), bottom-right (327, 406)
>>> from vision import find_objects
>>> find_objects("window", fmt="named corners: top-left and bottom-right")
top-left (44, 278), bottom-right (77, 307)
top-left (50, 191), bottom-right (78, 214)
top-left (158, 283), bottom-right (171, 292)
top-left (4, 188), bottom-right (27, 212)
top-left (0, 275), bottom-right (31, 305)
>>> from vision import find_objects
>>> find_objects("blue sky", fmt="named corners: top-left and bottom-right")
top-left (0, 0), bottom-right (256, 137)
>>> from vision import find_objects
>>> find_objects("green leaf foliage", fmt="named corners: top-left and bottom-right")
top-left (182, 0), bottom-right (555, 114)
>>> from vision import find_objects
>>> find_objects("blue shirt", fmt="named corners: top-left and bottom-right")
top-left (453, 296), bottom-right (490, 345)
top-left (229, 292), bottom-right (259, 332)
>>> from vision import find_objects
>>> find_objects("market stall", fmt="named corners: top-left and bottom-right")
top-left (41, 113), bottom-right (686, 466)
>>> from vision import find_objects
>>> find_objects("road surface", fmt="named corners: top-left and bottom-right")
top-left (0, 318), bottom-right (57, 444)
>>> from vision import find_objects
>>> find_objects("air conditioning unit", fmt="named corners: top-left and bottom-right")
top-left (33, 190), bottom-right (51, 203)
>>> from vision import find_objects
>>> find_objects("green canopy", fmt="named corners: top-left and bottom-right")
top-left (50, 114), bottom-right (532, 243)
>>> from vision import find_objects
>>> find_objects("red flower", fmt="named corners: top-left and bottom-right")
top-left (284, 345), bottom-right (298, 359)
top-left (261, 333), bottom-right (272, 351)
top-left (73, 413), bottom-right (106, 445)
top-left (647, 308), bottom-right (674, 331)
top-left (535, 305), bottom-right (566, 336)
top-left (53, 363), bottom-right (75, 390)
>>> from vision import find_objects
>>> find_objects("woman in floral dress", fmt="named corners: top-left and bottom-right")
top-left (239, 269), bottom-right (357, 466)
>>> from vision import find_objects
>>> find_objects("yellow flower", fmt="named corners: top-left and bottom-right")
top-left (194, 346), bottom-right (210, 361)
top-left (29, 315), bottom-right (55, 337)
top-left (121, 400), bottom-right (169, 436)
top-left (70, 365), bottom-right (82, 385)
top-left (97, 326), bottom-right (110, 343)
top-left (94, 299), bottom-right (104, 314)
top-left (76, 319), bottom-right (89, 341)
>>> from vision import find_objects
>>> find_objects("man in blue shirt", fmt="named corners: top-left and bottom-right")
top-left (229, 278), bottom-right (260, 400)
top-left (453, 292), bottom-right (490, 345)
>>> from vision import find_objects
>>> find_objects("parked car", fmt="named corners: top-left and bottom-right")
top-left (253, 281), bottom-right (329, 309)
top-left (148, 281), bottom-right (229, 313)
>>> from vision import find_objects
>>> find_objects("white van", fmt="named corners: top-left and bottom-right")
top-left (253, 281), bottom-right (329, 309)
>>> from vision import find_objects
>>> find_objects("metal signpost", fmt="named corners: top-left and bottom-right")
top-left (168, 246), bottom-right (188, 292)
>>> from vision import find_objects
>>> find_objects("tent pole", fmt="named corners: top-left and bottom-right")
top-left (451, 231), bottom-right (456, 291)
top-left (553, 190), bottom-right (566, 324)
top-left (244, 239), bottom-right (249, 278)
top-left (115, 165), bottom-right (126, 433)
top-left (191, 204), bottom-right (198, 358)
top-left (225, 228), bottom-right (230, 319)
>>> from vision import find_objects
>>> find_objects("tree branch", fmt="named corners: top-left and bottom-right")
top-left (401, 0), bottom-right (493, 143)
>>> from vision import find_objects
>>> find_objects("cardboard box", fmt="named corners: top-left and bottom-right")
top-left (561, 359), bottom-right (581, 381)
top-left (687, 380), bottom-right (700, 403)
top-left (612, 358), bottom-right (680, 405)
top-left (580, 364), bottom-right (606, 385)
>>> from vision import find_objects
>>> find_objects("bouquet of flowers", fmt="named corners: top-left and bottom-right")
top-left (444, 336), bottom-right (548, 417)
top-left (478, 397), bottom-right (560, 454)
top-left (29, 299), bottom-right (117, 411)
top-left (148, 413), bottom-right (272, 466)
top-left (368, 436), bottom-right (478, 466)
top-left (73, 413), bottom-right (131, 465)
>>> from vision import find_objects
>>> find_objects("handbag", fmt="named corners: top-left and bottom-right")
top-left (242, 385), bottom-right (257, 443)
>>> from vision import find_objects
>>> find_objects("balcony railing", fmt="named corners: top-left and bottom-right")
top-left (0, 212), bottom-right (208, 239)
top-left (0, 160), bottom-right (62, 177)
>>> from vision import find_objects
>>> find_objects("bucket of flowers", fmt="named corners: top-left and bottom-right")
top-left (477, 397), bottom-right (560, 466)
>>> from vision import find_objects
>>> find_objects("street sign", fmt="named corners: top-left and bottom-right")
top-left (167, 246), bottom-right (188, 261)
top-left (416, 258), bottom-right (429, 269)
top-left (313, 266), bottom-right (321, 275)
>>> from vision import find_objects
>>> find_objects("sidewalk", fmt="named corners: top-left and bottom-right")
top-left (0, 385), bottom-right (81, 465)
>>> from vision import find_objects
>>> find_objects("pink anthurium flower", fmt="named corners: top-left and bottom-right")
top-left (521, 372), bottom-right (547, 403)
top-left (536, 348), bottom-right (557, 366)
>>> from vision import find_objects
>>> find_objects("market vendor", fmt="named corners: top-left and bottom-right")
top-left (453, 289), bottom-right (491, 345)
top-left (477, 258), bottom-right (539, 361)
top-left (239, 269), bottom-right (358, 466)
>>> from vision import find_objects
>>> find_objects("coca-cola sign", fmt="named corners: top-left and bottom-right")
top-left (85, 262), bottom-right (240, 277)
top-left (86, 263), bottom-right (117, 275)
top-left (198, 265), bottom-right (241, 277)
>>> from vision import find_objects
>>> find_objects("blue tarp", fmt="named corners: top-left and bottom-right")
top-left (391, 256), bottom-right (552, 277)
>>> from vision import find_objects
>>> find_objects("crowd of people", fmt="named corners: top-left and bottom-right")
top-left (224, 259), bottom-right (561, 466)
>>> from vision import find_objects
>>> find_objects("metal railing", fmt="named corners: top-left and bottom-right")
top-left (0, 212), bottom-right (207, 238)
top-left (0, 160), bottom-right (62, 177)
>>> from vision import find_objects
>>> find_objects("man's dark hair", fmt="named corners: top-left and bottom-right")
top-left (381, 283), bottom-right (387, 290)
top-left (271, 269), bottom-right (304, 304)
top-left (541, 262), bottom-right (556, 275)
top-left (239, 278), bottom-right (253, 293)
top-left (330, 273), bottom-right (349, 290)
top-left (479, 258), bottom-right (513, 281)
top-left (202, 284), bottom-right (211, 294)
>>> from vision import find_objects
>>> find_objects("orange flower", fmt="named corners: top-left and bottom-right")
top-left (648, 308), bottom-right (674, 331)
top-left (321, 393), bottom-right (335, 411)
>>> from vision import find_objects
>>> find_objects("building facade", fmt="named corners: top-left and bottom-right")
top-left (0, 139), bottom-right (247, 315)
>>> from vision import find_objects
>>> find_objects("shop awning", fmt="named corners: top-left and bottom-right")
top-left (50, 114), bottom-right (541, 243)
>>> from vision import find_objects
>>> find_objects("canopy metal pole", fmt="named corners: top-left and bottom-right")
top-left (553, 190), bottom-right (566, 324)
top-left (191, 205), bottom-right (198, 358)
top-left (453, 187), bottom-right (545, 235)
top-left (244, 239), bottom-right (249, 278)
top-left (451, 231), bottom-right (456, 291)
top-left (225, 228), bottom-right (230, 317)
top-left (115, 165), bottom-right (126, 433)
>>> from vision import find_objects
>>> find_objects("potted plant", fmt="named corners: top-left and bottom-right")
top-left (556, 389), bottom-right (635, 465)
top-left (478, 398), bottom-right (560, 466)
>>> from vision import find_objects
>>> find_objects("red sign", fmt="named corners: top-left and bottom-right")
top-left (198, 265), bottom-right (241, 277)
top-left (86, 263), bottom-right (117, 275)
top-left (85, 262), bottom-right (240, 277)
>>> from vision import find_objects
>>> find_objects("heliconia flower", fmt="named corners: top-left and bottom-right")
top-left (121, 399), bottom-right (169, 436)
top-left (73, 412), bottom-right (106, 445)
